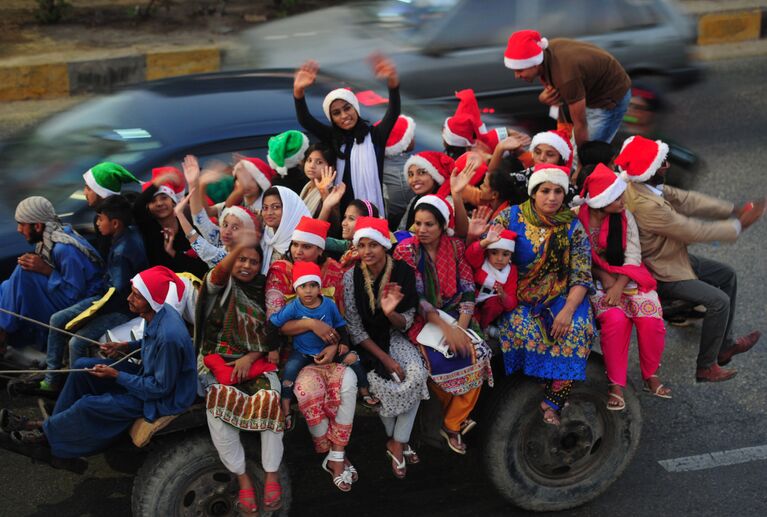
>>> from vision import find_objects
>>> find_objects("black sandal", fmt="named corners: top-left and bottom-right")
top-left (11, 429), bottom-right (48, 446)
top-left (0, 408), bottom-right (42, 433)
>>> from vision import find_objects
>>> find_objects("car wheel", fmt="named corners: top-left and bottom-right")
top-left (132, 431), bottom-right (291, 516)
top-left (481, 356), bottom-right (642, 511)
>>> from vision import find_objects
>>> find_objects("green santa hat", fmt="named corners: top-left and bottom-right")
top-left (83, 162), bottom-right (140, 199)
top-left (267, 130), bottom-right (309, 177)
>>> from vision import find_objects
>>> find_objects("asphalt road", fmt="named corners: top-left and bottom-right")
top-left (1, 55), bottom-right (766, 517)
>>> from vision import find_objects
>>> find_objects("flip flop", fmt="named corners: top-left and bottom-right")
top-left (402, 444), bottom-right (420, 465)
top-left (607, 392), bottom-right (626, 411)
top-left (385, 448), bottom-right (407, 479)
top-left (263, 481), bottom-right (283, 512)
top-left (439, 428), bottom-right (467, 455)
top-left (643, 382), bottom-right (672, 399)
top-left (460, 418), bottom-right (477, 436)
top-left (236, 488), bottom-right (258, 515)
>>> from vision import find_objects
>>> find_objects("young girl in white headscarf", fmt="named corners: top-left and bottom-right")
top-left (260, 186), bottom-right (311, 274)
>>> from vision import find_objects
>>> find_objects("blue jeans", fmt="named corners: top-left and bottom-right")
top-left (586, 89), bottom-right (631, 143)
top-left (46, 299), bottom-right (132, 386)
top-left (280, 349), bottom-right (369, 400)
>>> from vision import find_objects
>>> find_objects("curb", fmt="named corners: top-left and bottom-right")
top-left (0, 46), bottom-right (221, 102)
top-left (696, 8), bottom-right (765, 45)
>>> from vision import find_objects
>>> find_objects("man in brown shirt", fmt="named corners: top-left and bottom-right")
top-left (504, 30), bottom-right (631, 146)
top-left (617, 136), bottom-right (765, 383)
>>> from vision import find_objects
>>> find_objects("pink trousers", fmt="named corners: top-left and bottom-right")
top-left (598, 308), bottom-right (666, 386)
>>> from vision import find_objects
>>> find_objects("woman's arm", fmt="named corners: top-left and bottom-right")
top-left (293, 61), bottom-right (334, 141)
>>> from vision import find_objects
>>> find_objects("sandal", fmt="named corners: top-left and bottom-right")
top-left (459, 418), bottom-right (477, 436)
top-left (284, 411), bottom-right (295, 432)
top-left (361, 394), bottom-right (381, 409)
top-left (0, 408), bottom-right (43, 433)
top-left (540, 403), bottom-right (561, 426)
top-left (263, 481), bottom-right (282, 512)
top-left (385, 448), bottom-right (407, 479)
top-left (402, 444), bottom-right (420, 465)
top-left (344, 459), bottom-right (359, 483)
top-left (643, 376), bottom-right (672, 399)
top-left (10, 429), bottom-right (48, 446)
top-left (439, 427), bottom-right (467, 455)
top-left (321, 450), bottom-right (353, 492)
top-left (607, 384), bottom-right (626, 411)
top-left (236, 488), bottom-right (258, 515)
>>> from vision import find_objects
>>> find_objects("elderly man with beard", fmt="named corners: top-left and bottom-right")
top-left (0, 196), bottom-right (105, 352)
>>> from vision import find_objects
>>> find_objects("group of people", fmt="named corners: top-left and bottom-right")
top-left (0, 29), bottom-right (764, 512)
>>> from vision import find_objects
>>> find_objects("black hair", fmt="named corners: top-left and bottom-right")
top-left (285, 242), bottom-right (327, 265)
top-left (262, 186), bottom-right (281, 201)
top-left (443, 144), bottom-right (466, 161)
top-left (95, 195), bottom-right (133, 226)
top-left (490, 158), bottom-right (528, 206)
top-left (347, 199), bottom-right (380, 218)
top-left (578, 141), bottom-right (616, 168)
top-left (575, 164), bottom-right (597, 193)
top-left (605, 214), bottom-right (625, 266)
top-left (304, 142), bottom-right (337, 166)
top-left (413, 202), bottom-right (446, 230)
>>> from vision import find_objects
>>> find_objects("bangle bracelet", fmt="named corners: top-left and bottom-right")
top-left (186, 229), bottom-right (199, 240)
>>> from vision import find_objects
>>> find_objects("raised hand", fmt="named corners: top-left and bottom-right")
top-left (237, 228), bottom-right (261, 250)
top-left (507, 129), bottom-right (532, 148)
top-left (482, 223), bottom-right (504, 246)
top-left (467, 206), bottom-right (493, 242)
top-left (380, 283), bottom-right (405, 315)
top-left (369, 52), bottom-right (399, 88)
top-left (294, 60), bottom-right (319, 97)
top-left (182, 155), bottom-right (201, 186)
top-left (173, 189), bottom-right (194, 218)
top-left (323, 182), bottom-right (347, 209)
top-left (313, 165), bottom-right (337, 195)
top-left (162, 226), bottom-right (177, 257)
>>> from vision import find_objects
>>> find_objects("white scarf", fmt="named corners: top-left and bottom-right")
top-left (260, 186), bottom-right (311, 274)
top-left (477, 260), bottom-right (511, 303)
top-left (336, 134), bottom-right (385, 216)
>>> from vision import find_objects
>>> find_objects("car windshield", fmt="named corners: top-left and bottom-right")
top-left (0, 91), bottom-right (164, 215)
top-left (364, 0), bottom-right (460, 44)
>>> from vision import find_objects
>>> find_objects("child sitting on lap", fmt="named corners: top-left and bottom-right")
top-left (465, 224), bottom-right (519, 331)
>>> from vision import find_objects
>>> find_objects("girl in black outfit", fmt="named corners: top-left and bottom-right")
top-left (293, 54), bottom-right (401, 220)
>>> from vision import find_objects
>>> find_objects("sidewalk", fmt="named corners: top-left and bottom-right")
top-left (1, 0), bottom-right (766, 102)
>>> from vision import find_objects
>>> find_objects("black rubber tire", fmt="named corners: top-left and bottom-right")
top-left (481, 356), bottom-right (642, 512)
top-left (132, 431), bottom-right (291, 517)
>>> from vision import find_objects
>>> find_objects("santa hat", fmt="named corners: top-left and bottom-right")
top-left (83, 162), bottom-right (139, 199)
top-left (144, 167), bottom-right (185, 203)
top-left (130, 266), bottom-right (186, 314)
top-left (220, 205), bottom-right (260, 231)
top-left (291, 216), bottom-right (330, 250)
top-left (267, 130), bottom-right (310, 177)
top-left (531, 129), bottom-right (573, 168)
top-left (487, 229), bottom-right (517, 252)
top-left (376, 115), bottom-right (416, 156)
top-left (476, 127), bottom-right (508, 154)
top-left (404, 151), bottom-right (454, 187)
top-left (322, 88), bottom-right (360, 122)
top-left (237, 157), bottom-right (276, 192)
top-left (293, 261), bottom-right (322, 289)
top-left (456, 152), bottom-right (488, 186)
top-left (615, 135), bottom-right (669, 183)
top-left (527, 163), bottom-right (571, 195)
top-left (352, 216), bottom-right (392, 249)
top-left (504, 30), bottom-right (548, 70)
top-left (580, 163), bottom-right (627, 209)
top-left (415, 194), bottom-right (455, 236)
top-left (442, 89), bottom-right (482, 147)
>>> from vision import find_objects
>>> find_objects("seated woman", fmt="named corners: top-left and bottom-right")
top-left (299, 142), bottom-right (338, 219)
top-left (396, 151), bottom-right (453, 233)
top-left (343, 216), bottom-right (429, 478)
top-left (577, 164), bottom-right (670, 409)
top-left (196, 238), bottom-right (285, 514)
top-left (493, 164), bottom-right (596, 426)
top-left (319, 189), bottom-right (383, 271)
top-left (264, 217), bottom-right (357, 492)
top-left (393, 195), bottom-right (493, 455)
top-left (293, 54), bottom-right (400, 217)
top-left (260, 186), bottom-right (311, 274)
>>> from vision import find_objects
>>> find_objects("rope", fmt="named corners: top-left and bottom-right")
top-left (0, 347), bottom-right (142, 375)
top-left (0, 307), bottom-right (103, 347)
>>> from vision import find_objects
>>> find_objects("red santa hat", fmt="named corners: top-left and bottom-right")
top-left (456, 152), bottom-right (488, 186)
top-left (442, 89), bottom-right (482, 147)
top-left (144, 167), bottom-right (186, 203)
top-left (476, 127), bottom-right (509, 154)
top-left (293, 261), bottom-right (322, 289)
top-left (487, 229), bottom-right (517, 252)
top-left (531, 129), bottom-right (573, 168)
top-left (615, 135), bottom-right (670, 183)
top-left (322, 88), bottom-right (360, 122)
top-left (415, 194), bottom-right (455, 236)
top-left (130, 266), bottom-right (186, 314)
top-left (220, 205), bottom-right (260, 232)
top-left (504, 30), bottom-right (548, 70)
top-left (580, 163), bottom-right (627, 209)
top-left (352, 216), bottom-right (392, 249)
top-left (376, 115), bottom-right (416, 156)
top-left (403, 151), bottom-right (454, 187)
top-left (291, 216), bottom-right (330, 250)
top-left (237, 157), bottom-right (276, 192)
top-left (527, 163), bottom-right (571, 195)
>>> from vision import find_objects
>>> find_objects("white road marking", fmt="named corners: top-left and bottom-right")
top-left (659, 445), bottom-right (767, 472)
top-left (293, 32), bottom-right (318, 37)
top-left (263, 35), bottom-right (288, 40)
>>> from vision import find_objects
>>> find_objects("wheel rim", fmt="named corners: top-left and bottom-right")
top-left (175, 467), bottom-right (242, 517)
top-left (516, 391), bottom-right (614, 486)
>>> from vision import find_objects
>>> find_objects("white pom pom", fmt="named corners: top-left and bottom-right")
top-left (570, 195), bottom-right (586, 207)
top-left (538, 37), bottom-right (549, 50)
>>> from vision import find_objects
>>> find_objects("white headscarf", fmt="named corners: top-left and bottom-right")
top-left (260, 186), bottom-right (311, 274)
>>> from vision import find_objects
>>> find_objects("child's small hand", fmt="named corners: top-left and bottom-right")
top-left (494, 282), bottom-right (506, 300)
top-left (485, 223), bottom-right (504, 243)
top-left (267, 350), bottom-right (280, 365)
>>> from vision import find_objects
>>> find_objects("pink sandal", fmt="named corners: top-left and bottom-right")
top-left (237, 488), bottom-right (258, 515)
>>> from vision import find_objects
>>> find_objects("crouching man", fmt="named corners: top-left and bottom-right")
top-left (0, 266), bottom-right (196, 465)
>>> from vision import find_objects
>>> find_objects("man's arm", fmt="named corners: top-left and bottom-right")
top-left (568, 99), bottom-right (588, 147)
top-left (663, 185), bottom-right (734, 219)
top-left (633, 198), bottom-right (738, 244)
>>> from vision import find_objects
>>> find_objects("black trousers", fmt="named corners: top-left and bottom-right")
top-left (656, 255), bottom-right (737, 368)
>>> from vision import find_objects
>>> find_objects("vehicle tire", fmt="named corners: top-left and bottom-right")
top-left (481, 356), bottom-right (641, 512)
top-left (132, 431), bottom-right (291, 517)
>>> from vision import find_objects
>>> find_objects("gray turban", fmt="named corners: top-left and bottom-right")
top-left (15, 196), bottom-right (57, 224)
